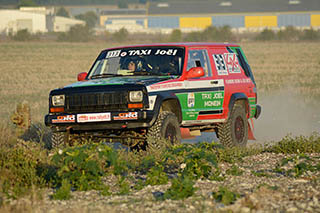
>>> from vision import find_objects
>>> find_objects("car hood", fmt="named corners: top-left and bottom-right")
top-left (65, 76), bottom-right (175, 88)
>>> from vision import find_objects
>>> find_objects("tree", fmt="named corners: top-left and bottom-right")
top-left (18, 0), bottom-right (37, 7)
top-left (56, 7), bottom-right (69, 18)
top-left (118, 0), bottom-right (128, 9)
top-left (75, 11), bottom-right (98, 29)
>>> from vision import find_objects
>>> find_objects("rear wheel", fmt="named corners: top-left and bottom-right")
top-left (218, 103), bottom-right (248, 147)
top-left (146, 111), bottom-right (181, 149)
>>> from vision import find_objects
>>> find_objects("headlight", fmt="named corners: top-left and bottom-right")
top-left (129, 91), bottom-right (143, 102)
top-left (52, 95), bottom-right (65, 106)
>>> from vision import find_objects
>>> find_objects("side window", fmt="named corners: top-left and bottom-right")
top-left (234, 48), bottom-right (256, 84)
top-left (187, 49), bottom-right (212, 77)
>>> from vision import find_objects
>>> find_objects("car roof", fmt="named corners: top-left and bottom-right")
top-left (103, 42), bottom-right (239, 51)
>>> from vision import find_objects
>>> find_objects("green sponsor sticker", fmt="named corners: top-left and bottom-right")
top-left (248, 97), bottom-right (256, 118)
top-left (177, 91), bottom-right (224, 121)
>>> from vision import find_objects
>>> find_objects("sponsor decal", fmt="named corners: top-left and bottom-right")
top-left (154, 49), bottom-right (178, 56)
top-left (127, 49), bottom-right (152, 56)
top-left (213, 54), bottom-right (228, 75)
top-left (106, 50), bottom-right (121, 58)
top-left (52, 115), bottom-right (75, 123)
top-left (213, 53), bottom-right (241, 75)
top-left (225, 53), bottom-right (241, 73)
top-left (77, 113), bottom-right (111, 123)
top-left (187, 93), bottom-right (195, 108)
top-left (106, 48), bottom-right (180, 59)
top-left (225, 78), bottom-right (251, 84)
top-left (113, 112), bottom-right (138, 120)
top-left (149, 82), bottom-right (183, 91)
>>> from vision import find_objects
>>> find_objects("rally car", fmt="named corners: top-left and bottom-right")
top-left (45, 43), bottom-right (261, 148)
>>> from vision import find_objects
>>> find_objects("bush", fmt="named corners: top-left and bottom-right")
top-left (255, 28), bottom-right (276, 41)
top-left (264, 133), bottom-right (320, 154)
top-left (277, 26), bottom-right (301, 41)
top-left (300, 28), bottom-right (320, 41)
top-left (168, 29), bottom-right (182, 42)
top-left (75, 11), bottom-right (98, 29)
top-left (212, 186), bottom-right (239, 205)
top-left (57, 24), bottom-right (92, 42)
top-left (163, 176), bottom-right (196, 200)
top-left (112, 28), bottom-right (129, 42)
top-left (0, 143), bottom-right (47, 199)
top-left (10, 29), bottom-right (39, 41)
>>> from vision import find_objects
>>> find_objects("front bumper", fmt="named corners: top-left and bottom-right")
top-left (45, 110), bottom-right (155, 132)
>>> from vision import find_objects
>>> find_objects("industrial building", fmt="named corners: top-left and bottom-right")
top-left (99, 0), bottom-right (320, 33)
top-left (0, 7), bottom-right (85, 35)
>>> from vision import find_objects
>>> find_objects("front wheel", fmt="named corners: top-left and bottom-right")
top-left (50, 131), bottom-right (68, 149)
top-left (146, 111), bottom-right (181, 149)
top-left (218, 103), bottom-right (248, 147)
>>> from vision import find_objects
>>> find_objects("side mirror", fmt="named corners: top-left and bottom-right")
top-left (186, 67), bottom-right (205, 79)
top-left (77, 72), bottom-right (87, 81)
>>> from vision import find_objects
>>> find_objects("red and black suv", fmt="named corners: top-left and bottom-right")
top-left (45, 43), bottom-right (261, 148)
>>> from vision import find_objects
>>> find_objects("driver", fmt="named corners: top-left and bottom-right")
top-left (127, 60), bottom-right (136, 71)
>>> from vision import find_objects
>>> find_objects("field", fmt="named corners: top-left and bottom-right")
top-left (0, 41), bottom-right (320, 212)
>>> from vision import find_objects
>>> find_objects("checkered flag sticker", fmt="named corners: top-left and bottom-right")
top-left (213, 54), bottom-right (228, 75)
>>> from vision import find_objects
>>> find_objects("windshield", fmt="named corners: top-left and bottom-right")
top-left (88, 46), bottom-right (185, 79)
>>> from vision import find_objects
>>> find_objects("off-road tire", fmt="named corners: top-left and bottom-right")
top-left (147, 111), bottom-right (181, 149)
top-left (218, 103), bottom-right (248, 147)
top-left (51, 132), bottom-right (68, 149)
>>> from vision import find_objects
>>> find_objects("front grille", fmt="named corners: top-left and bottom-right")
top-left (66, 92), bottom-right (128, 113)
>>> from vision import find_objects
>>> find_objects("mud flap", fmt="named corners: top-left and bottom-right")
top-left (248, 118), bottom-right (256, 140)
top-left (180, 128), bottom-right (196, 139)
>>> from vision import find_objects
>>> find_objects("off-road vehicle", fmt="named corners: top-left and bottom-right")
top-left (45, 43), bottom-right (261, 148)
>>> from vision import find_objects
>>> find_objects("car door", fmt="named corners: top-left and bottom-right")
top-left (177, 48), bottom-right (225, 126)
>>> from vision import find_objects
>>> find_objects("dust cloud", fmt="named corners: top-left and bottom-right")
top-left (254, 89), bottom-right (320, 143)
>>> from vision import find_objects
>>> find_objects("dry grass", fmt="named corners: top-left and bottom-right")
top-left (0, 41), bottom-right (319, 123)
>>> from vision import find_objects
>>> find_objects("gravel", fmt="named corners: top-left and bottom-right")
top-left (2, 153), bottom-right (320, 213)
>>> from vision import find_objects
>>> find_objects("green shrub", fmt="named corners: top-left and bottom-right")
top-left (145, 165), bottom-right (168, 186)
top-left (51, 144), bottom-right (124, 192)
top-left (52, 179), bottom-right (71, 200)
top-left (163, 176), bottom-right (196, 200)
top-left (226, 164), bottom-right (244, 176)
top-left (275, 154), bottom-right (320, 177)
top-left (117, 176), bottom-right (130, 195)
top-left (57, 24), bottom-right (92, 42)
top-left (255, 29), bottom-right (276, 41)
top-left (112, 28), bottom-right (129, 42)
top-left (168, 29), bottom-right (182, 42)
top-left (10, 29), bottom-right (39, 41)
top-left (299, 28), bottom-right (320, 41)
top-left (0, 143), bottom-right (46, 199)
top-left (277, 26), bottom-right (301, 41)
top-left (264, 133), bottom-right (320, 154)
top-left (212, 186), bottom-right (239, 205)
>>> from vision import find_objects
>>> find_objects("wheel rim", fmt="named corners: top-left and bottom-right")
top-left (234, 116), bottom-right (245, 142)
top-left (165, 123), bottom-right (176, 143)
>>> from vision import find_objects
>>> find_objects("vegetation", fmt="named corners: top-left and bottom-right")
top-left (0, 121), bottom-right (319, 202)
top-left (56, 7), bottom-right (70, 17)
top-left (57, 24), bottom-right (92, 42)
top-left (75, 11), bottom-right (98, 29)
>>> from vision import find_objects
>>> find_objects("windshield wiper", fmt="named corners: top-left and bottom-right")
top-left (90, 73), bottom-right (122, 79)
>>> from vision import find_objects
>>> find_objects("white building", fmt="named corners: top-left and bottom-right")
top-left (0, 8), bottom-right (85, 35)
top-left (53, 16), bottom-right (85, 32)
top-left (0, 10), bottom-right (46, 34)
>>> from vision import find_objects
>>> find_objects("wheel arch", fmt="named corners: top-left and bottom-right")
top-left (160, 98), bottom-right (182, 124)
top-left (228, 93), bottom-right (249, 118)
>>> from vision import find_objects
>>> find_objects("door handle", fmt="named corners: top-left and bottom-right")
top-left (210, 80), bottom-right (218, 85)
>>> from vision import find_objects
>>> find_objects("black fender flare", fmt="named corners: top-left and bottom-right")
top-left (228, 93), bottom-right (249, 118)
top-left (149, 92), bottom-right (182, 126)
